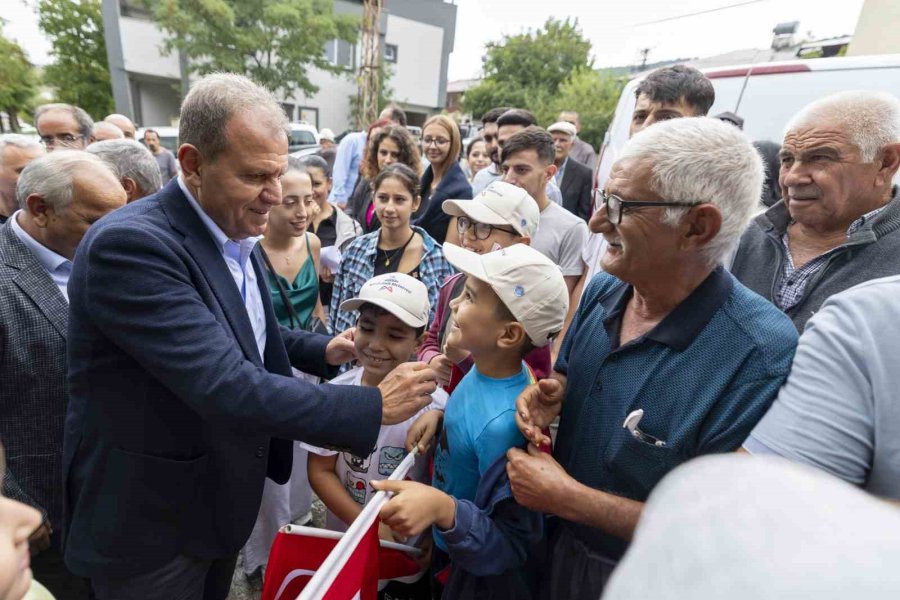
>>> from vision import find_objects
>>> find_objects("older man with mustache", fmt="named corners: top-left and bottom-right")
top-left (730, 91), bottom-right (900, 332)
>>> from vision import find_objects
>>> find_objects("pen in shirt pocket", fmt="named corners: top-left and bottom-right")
top-left (623, 409), bottom-right (667, 447)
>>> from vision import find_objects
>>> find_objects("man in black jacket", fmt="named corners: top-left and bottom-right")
top-left (548, 121), bottom-right (593, 220)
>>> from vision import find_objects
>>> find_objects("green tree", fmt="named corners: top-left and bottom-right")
top-left (150, 0), bottom-right (358, 99)
top-left (544, 69), bottom-right (627, 150)
top-left (463, 18), bottom-right (592, 119)
top-left (38, 0), bottom-right (115, 118)
top-left (0, 27), bottom-right (40, 132)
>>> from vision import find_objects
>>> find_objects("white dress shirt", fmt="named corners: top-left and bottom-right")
top-left (9, 210), bottom-right (73, 302)
top-left (178, 177), bottom-right (267, 361)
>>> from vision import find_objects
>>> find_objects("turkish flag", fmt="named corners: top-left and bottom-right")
top-left (261, 525), bottom-right (423, 600)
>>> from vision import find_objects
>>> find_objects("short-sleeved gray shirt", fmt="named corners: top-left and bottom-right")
top-left (744, 274), bottom-right (900, 499)
top-left (531, 202), bottom-right (588, 277)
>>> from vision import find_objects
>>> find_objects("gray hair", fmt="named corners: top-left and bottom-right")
top-left (0, 134), bottom-right (42, 167)
top-left (87, 139), bottom-right (163, 196)
top-left (16, 150), bottom-right (110, 213)
top-left (618, 117), bottom-right (764, 265)
top-left (785, 91), bottom-right (900, 162)
top-left (34, 103), bottom-right (95, 141)
top-left (179, 73), bottom-right (289, 161)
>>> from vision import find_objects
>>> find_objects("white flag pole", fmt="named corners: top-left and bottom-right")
top-left (298, 448), bottom-right (418, 600)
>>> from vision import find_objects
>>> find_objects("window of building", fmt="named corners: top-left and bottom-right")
top-left (119, 0), bottom-right (153, 19)
top-left (384, 44), bottom-right (398, 63)
top-left (324, 38), bottom-right (356, 70)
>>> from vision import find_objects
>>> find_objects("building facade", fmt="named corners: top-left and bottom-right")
top-left (101, 0), bottom-right (458, 132)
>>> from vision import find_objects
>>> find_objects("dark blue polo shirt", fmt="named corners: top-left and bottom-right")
top-left (553, 267), bottom-right (798, 560)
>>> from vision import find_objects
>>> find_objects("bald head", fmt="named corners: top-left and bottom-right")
top-left (104, 114), bottom-right (136, 139)
top-left (93, 121), bottom-right (125, 142)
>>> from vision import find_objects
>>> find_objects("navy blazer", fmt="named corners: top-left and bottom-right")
top-left (62, 179), bottom-right (382, 579)
top-left (415, 161), bottom-right (473, 244)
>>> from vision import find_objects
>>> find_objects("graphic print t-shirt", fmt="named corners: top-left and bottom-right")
top-left (304, 366), bottom-right (447, 533)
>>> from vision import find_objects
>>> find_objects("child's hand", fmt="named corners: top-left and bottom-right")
top-left (405, 409), bottom-right (444, 454)
top-left (428, 354), bottom-right (454, 387)
top-left (378, 521), bottom-right (407, 544)
top-left (320, 264), bottom-right (335, 282)
top-left (371, 480), bottom-right (456, 537)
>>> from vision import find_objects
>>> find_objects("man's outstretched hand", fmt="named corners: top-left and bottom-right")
top-left (378, 362), bottom-right (438, 425)
top-left (516, 376), bottom-right (566, 447)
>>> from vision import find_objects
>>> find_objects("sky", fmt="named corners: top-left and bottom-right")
top-left (3, 0), bottom-right (865, 79)
top-left (446, 0), bottom-right (866, 80)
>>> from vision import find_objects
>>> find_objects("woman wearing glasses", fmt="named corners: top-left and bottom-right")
top-left (413, 115), bottom-right (472, 245)
top-left (416, 181), bottom-right (552, 393)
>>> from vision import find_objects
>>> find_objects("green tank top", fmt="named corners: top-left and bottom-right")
top-left (267, 234), bottom-right (319, 330)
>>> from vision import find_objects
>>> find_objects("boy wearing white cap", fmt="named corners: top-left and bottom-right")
top-left (373, 244), bottom-right (568, 599)
top-left (305, 273), bottom-right (447, 587)
top-left (417, 181), bottom-right (552, 391)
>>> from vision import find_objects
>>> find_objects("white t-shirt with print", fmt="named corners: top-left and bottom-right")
top-left (304, 366), bottom-right (447, 534)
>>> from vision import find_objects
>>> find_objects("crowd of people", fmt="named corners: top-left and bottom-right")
top-left (1, 62), bottom-right (899, 600)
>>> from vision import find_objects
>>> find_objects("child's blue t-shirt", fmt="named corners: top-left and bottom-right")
top-left (432, 362), bottom-right (531, 552)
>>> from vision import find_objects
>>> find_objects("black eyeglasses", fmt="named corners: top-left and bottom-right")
top-left (592, 188), bottom-right (698, 225)
top-left (456, 216), bottom-right (518, 240)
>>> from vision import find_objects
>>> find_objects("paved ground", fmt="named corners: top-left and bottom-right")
top-left (227, 497), bottom-right (328, 600)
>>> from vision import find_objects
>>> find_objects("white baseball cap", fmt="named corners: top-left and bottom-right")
top-left (319, 128), bottom-right (336, 142)
top-left (340, 273), bottom-right (430, 328)
top-left (548, 121), bottom-right (577, 137)
top-left (441, 181), bottom-right (540, 238)
top-left (443, 243), bottom-right (569, 348)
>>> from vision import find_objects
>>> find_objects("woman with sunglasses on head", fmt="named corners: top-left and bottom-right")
top-left (329, 163), bottom-right (453, 348)
top-left (413, 115), bottom-right (472, 245)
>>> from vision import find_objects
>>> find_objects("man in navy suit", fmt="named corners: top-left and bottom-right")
top-left (63, 73), bottom-right (437, 599)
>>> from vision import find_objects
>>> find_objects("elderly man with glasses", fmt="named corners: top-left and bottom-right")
top-left (509, 117), bottom-right (799, 600)
top-left (34, 103), bottom-right (95, 151)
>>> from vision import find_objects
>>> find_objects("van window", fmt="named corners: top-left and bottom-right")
top-left (290, 131), bottom-right (317, 146)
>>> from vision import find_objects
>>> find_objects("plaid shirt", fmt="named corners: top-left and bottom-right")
top-left (776, 206), bottom-right (887, 310)
top-left (329, 225), bottom-right (454, 336)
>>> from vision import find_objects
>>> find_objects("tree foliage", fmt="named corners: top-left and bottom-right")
top-left (38, 0), bottom-right (115, 118)
top-left (463, 18), bottom-right (625, 150)
top-left (150, 0), bottom-right (359, 99)
top-left (0, 27), bottom-right (40, 131)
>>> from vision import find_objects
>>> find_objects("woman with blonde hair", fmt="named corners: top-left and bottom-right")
top-left (413, 114), bottom-right (472, 244)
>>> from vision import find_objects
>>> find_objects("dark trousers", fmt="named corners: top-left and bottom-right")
top-left (91, 554), bottom-right (237, 600)
top-left (548, 526), bottom-right (618, 600)
top-left (32, 541), bottom-right (92, 600)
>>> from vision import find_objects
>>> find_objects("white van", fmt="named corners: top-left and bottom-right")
top-left (596, 54), bottom-right (900, 187)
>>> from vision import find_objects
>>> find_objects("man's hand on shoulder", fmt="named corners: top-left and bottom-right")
top-left (378, 362), bottom-right (438, 425)
top-left (325, 328), bottom-right (357, 366)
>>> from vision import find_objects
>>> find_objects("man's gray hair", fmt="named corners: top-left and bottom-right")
top-left (785, 91), bottom-right (900, 162)
top-left (16, 150), bottom-right (110, 212)
top-left (618, 117), bottom-right (763, 265)
top-left (179, 73), bottom-right (289, 161)
top-left (0, 134), bottom-right (42, 167)
top-left (34, 103), bottom-right (95, 141)
top-left (87, 139), bottom-right (163, 196)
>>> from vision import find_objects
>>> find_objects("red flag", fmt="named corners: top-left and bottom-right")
top-left (263, 449), bottom-right (423, 599)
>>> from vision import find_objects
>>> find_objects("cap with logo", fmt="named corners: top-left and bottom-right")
top-left (547, 121), bottom-right (577, 137)
top-left (442, 181), bottom-right (540, 238)
top-left (340, 272), bottom-right (430, 328)
top-left (442, 243), bottom-right (569, 348)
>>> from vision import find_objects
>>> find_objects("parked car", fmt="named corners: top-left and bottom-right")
top-left (288, 123), bottom-right (319, 153)
top-left (596, 54), bottom-right (900, 187)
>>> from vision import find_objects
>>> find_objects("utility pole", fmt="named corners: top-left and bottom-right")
top-left (639, 47), bottom-right (650, 71)
top-left (357, 0), bottom-right (383, 129)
